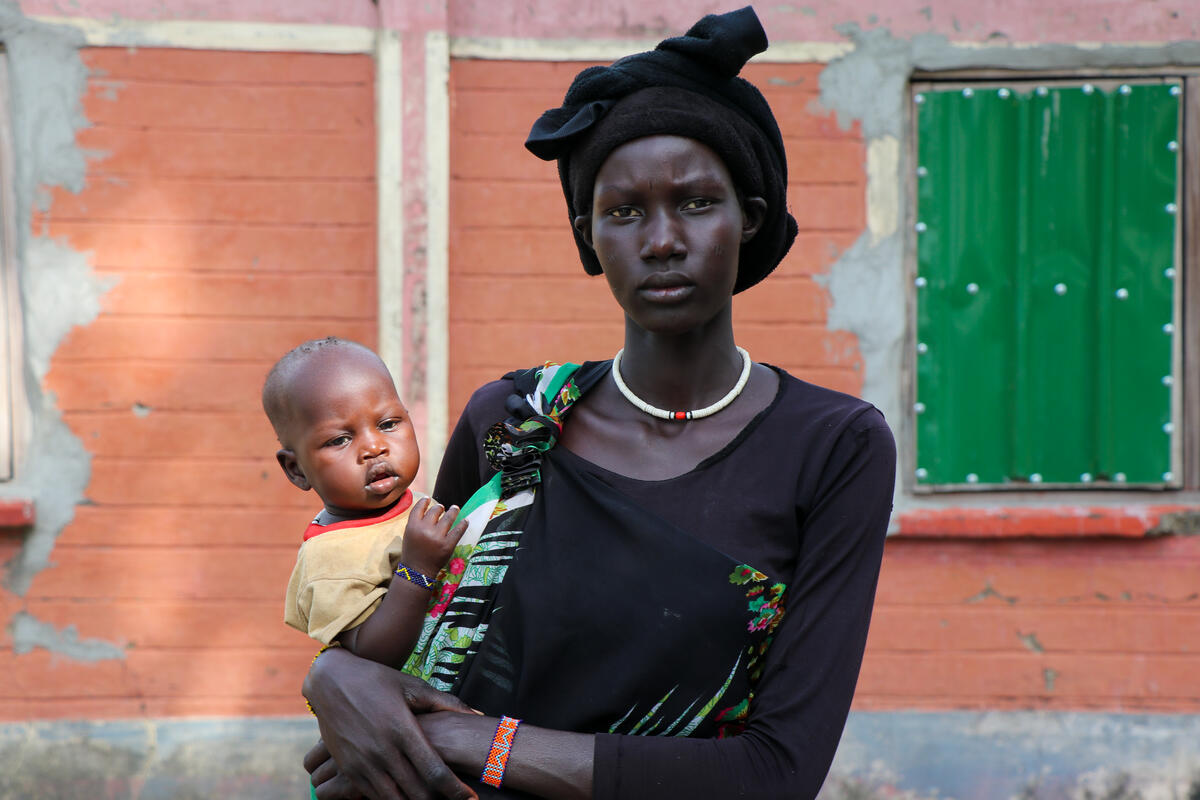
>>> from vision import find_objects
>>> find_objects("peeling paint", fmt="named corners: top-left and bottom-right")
top-left (1043, 667), bottom-right (1059, 691)
top-left (964, 580), bottom-right (1018, 604)
top-left (1018, 631), bottom-right (1045, 653)
top-left (1148, 510), bottom-right (1200, 537)
top-left (9, 611), bottom-right (124, 660)
top-left (0, 5), bottom-right (121, 662)
top-left (22, 237), bottom-right (113, 383)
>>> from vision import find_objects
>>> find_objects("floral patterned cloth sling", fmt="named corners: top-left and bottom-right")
top-left (402, 361), bottom-right (787, 744)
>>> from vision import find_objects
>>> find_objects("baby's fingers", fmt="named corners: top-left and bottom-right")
top-left (434, 505), bottom-right (462, 535)
top-left (415, 495), bottom-right (436, 518)
top-left (417, 497), bottom-right (446, 523)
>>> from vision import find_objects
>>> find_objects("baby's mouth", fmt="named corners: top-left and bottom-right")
top-left (365, 463), bottom-right (399, 494)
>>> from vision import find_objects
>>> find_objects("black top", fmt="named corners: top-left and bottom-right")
top-left (435, 364), bottom-right (896, 799)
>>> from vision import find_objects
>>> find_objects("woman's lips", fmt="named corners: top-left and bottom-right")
top-left (639, 273), bottom-right (694, 303)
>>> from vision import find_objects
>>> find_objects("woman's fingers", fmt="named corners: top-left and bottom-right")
top-left (309, 755), bottom-right (339, 788)
top-left (312, 772), bottom-right (370, 800)
top-left (303, 739), bottom-right (332, 774)
top-left (305, 650), bottom-right (473, 800)
top-left (399, 674), bottom-right (476, 715)
top-left (388, 721), bottom-right (478, 800)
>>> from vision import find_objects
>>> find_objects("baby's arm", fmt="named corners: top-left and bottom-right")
top-left (337, 497), bottom-right (466, 668)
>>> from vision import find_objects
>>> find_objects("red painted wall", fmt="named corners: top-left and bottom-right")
top-left (0, 48), bottom-right (376, 720)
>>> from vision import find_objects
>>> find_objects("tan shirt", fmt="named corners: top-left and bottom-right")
top-left (283, 500), bottom-right (414, 645)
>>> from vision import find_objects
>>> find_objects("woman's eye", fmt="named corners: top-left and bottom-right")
top-left (608, 206), bottom-right (641, 218)
top-left (683, 198), bottom-right (713, 210)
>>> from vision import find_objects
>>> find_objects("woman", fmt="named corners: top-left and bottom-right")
top-left (303, 8), bottom-right (895, 799)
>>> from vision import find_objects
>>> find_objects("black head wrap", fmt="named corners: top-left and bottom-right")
top-left (525, 6), bottom-right (797, 294)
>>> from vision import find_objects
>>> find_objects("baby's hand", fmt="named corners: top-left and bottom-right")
top-left (400, 496), bottom-right (468, 579)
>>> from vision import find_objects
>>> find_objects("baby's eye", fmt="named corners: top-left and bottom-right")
top-left (379, 419), bottom-right (400, 431)
top-left (323, 434), bottom-right (351, 448)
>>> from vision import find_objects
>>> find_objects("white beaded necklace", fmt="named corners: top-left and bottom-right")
top-left (611, 346), bottom-right (752, 421)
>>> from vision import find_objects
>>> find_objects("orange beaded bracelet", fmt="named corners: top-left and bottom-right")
top-left (480, 715), bottom-right (521, 788)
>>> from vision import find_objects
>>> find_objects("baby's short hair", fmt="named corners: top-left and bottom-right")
top-left (262, 336), bottom-right (382, 443)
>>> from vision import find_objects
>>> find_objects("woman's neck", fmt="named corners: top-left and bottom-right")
top-left (617, 317), bottom-right (744, 411)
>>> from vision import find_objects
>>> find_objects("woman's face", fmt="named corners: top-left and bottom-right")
top-left (576, 135), bottom-right (764, 337)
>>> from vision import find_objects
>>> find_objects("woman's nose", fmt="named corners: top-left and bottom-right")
top-left (640, 211), bottom-right (686, 262)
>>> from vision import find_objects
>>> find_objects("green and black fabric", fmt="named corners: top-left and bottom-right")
top-left (403, 361), bottom-right (787, 747)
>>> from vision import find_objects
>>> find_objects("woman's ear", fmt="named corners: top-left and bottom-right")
top-left (276, 449), bottom-right (311, 491)
top-left (573, 214), bottom-right (594, 249)
top-left (740, 197), bottom-right (767, 244)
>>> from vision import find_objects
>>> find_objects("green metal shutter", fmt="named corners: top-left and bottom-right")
top-left (913, 81), bottom-right (1181, 488)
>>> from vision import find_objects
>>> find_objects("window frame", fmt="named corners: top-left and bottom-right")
top-left (0, 53), bottom-right (26, 483)
top-left (905, 68), bottom-right (1200, 494)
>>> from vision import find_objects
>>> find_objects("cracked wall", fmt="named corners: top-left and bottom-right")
top-left (0, 4), bottom-right (113, 643)
top-left (0, 12), bottom-right (377, 722)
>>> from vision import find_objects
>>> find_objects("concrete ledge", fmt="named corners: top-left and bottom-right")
top-left (0, 716), bottom-right (318, 800)
top-left (825, 710), bottom-right (1200, 799)
top-left (2, 711), bottom-right (1197, 799)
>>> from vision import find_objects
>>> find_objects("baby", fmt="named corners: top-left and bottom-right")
top-left (263, 336), bottom-right (465, 667)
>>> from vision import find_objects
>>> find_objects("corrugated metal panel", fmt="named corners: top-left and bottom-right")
top-left (914, 81), bottom-right (1180, 488)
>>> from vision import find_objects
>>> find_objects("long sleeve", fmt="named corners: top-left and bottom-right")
top-left (592, 409), bottom-right (895, 799)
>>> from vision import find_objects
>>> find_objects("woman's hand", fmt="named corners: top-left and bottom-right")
top-left (304, 740), bottom-right (367, 799)
top-left (303, 646), bottom-right (479, 800)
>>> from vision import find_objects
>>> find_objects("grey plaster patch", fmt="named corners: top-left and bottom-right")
top-left (0, 6), bottom-right (118, 654)
top-left (0, 2), bottom-right (87, 228)
top-left (814, 27), bottom-right (1200, 515)
top-left (21, 237), bottom-right (113, 383)
top-left (9, 611), bottom-right (124, 660)
top-left (818, 233), bottom-right (905, 425)
top-left (3, 239), bottom-right (112, 598)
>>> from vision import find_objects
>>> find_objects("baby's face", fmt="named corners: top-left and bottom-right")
top-left (283, 353), bottom-right (419, 516)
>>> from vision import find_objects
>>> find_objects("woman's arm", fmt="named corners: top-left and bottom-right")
top-left (303, 645), bottom-right (480, 800)
top-left (420, 712), bottom-right (594, 800)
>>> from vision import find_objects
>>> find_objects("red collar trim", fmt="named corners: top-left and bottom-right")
top-left (302, 490), bottom-right (414, 541)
